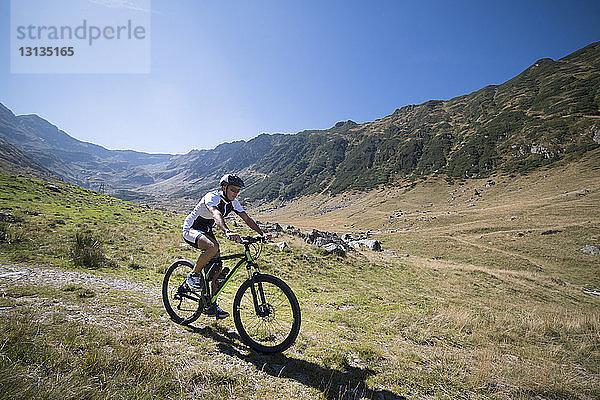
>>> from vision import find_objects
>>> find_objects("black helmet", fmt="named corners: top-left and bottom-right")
top-left (220, 174), bottom-right (245, 187)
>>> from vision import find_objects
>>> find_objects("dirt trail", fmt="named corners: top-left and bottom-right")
top-left (0, 262), bottom-right (259, 346)
top-left (448, 235), bottom-right (546, 270)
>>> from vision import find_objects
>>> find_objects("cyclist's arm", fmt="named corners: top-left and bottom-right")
top-left (208, 206), bottom-right (241, 242)
top-left (237, 211), bottom-right (266, 236)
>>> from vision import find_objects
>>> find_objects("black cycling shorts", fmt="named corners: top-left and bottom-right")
top-left (182, 218), bottom-right (217, 248)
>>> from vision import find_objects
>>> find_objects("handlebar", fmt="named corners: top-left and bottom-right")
top-left (241, 236), bottom-right (267, 245)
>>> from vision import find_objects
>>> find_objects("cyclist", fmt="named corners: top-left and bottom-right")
top-left (182, 174), bottom-right (266, 319)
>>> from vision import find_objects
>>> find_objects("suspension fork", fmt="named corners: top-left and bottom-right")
top-left (246, 262), bottom-right (267, 316)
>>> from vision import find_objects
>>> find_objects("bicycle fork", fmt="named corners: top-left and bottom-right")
top-left (247, 264), bottom-right (270, 317)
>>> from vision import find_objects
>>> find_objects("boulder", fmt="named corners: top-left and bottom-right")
top-left (268, 241), bottom-right (289, 252)
top-left (305, 229), bottom-right (329, 244)
top-left (314, 237), bottom-right (332, 247)
top-left (348, 241), bottom-right (362, 250)
top-left (581, 245), bottom-right (600, 255)
top-left (306, 229), bottom-right (346, 246)
top-left (257, 221), bottom-right (283, 233)
top-left (321, 243), bottom-right (346, 256)
top-left (349, 239), bottom-right (382, 252)
top-left (285, 228), bottom-right (305, 239)
top-left (305, 229), bottom-right (352, 254)
top-left (341, 232), bottom-right (367, 242)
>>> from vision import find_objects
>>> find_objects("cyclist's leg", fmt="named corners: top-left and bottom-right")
top-left (183, 228), bottom-right (219, 276)
top-left (193, 234), bottom-right (220, 276)
top-left (195, 230), bottom-right (229, 318)
top-left (199, 230), bottom-right (225, 296)
top-left (205, 250), bottom-right (223, 297)
top-left (209, 266), bottom-right (223, 297)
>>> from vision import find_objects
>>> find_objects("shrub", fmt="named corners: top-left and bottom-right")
top-left (0, 222), bottom-right (24, 244)
top-left (70, 229), bottom-right (106, 268)
top-left (0, 222), bottom-right (7, 243)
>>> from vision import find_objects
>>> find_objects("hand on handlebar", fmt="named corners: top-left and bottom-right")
top-left (238, 235), bottom-right (269, 244)
top-left (226, 231), bottom-right (242, 243)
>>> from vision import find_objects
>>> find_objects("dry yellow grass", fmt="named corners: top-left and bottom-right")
top-left (251, 149), bottom-right (600, 399)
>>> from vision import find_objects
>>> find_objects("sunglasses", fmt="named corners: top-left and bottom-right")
top-left (229, 186), bottom-right (241, 193)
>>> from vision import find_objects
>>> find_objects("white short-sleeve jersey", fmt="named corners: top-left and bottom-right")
top-left (182, 190), bottom-right (244, 231)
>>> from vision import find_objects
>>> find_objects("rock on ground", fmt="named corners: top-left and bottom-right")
top-left (581, 245), bottom-right (600, 255)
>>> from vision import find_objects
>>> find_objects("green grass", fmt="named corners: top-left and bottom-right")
top-left (253, 155), bottom-right (600, 399)
top-left (1, 172), bottom-right (599, 399)
top-left (0, 280), bottom-right (319, 400)
top-left (0, 174), bottom-right (187, 269)
top-left (0, 281), bottom-right (174, 399)
top-left (1, 303), bottom-right (182, 399)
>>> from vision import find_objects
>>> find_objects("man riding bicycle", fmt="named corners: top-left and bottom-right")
top-left (182, 174), bottom-right (266, 319)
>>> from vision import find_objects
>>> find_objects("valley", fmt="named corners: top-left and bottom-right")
top-left (257, 148), bottom-right (600, 288)
top-left (0, 146), bottom-right (598, 399)
top-left (1, 42), bottom-right (599, 204)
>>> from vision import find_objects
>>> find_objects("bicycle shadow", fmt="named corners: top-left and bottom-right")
top-left (186, 324), bottom-right (406, 400)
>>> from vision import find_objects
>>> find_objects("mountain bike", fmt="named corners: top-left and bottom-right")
top-left (162, 236), bottom-right (301, 354)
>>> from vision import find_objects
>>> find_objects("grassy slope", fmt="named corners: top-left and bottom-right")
top-left (255, 149), bottom-right (600, 398)
top-left (257, 149), bottom-right (600, 285)
top-left (1, 152), bottom-right (599, 399)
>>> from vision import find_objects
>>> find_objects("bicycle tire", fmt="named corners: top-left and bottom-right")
top-left (233, 274), bottom-right (301, 354)
top-left (162, 260), bottom-right (204, 325)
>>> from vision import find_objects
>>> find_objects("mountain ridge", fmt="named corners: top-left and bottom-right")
top-left (1, 41), bottom-right (599, 202)
top-left (0, 105), bottom-right (175, 190)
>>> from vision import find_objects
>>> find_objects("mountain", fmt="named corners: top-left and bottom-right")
top-left (0, 103), bottom-right (174, 190)
top-left (0, 136), bottom-right (58, 180)
top-left (0, 103), bottom-right (281, 197)
top-left (1, 41), bottom-right (599, 202)
top-left (242, 41), bottom-right (600, 201)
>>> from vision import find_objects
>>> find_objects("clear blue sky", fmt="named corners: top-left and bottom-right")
top-left (1, 0), bottom-right (599, 154)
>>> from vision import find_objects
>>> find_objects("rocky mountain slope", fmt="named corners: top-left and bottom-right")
top-left (1, 42), bottom-right (599, 202)
top-left (0, 137), bottom-right (58, 180)
top-left (242, 41), bottom-right (600, 201)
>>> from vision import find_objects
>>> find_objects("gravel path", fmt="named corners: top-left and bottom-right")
top-left (0, 263), bottom-right (158, 297)
top-left (0, 263), bottom-right (169, 331)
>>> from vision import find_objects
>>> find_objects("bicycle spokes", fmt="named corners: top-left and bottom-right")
top-left (233, 275), bottom-right (300, 353)
top-left (162, 260), bottom-right (204, 325)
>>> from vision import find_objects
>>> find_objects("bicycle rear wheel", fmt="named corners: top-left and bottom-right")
top-left (233, 274), bottom-right (301, 354)
top-left (162, 260), bottom-right (204, 325)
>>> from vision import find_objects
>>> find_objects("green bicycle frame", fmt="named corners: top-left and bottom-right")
top-left (208, 245), bottom-right (260, 303)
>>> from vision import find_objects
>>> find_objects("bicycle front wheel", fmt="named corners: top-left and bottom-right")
top-left (233, 274), bottom-right (301, 354)
top-left (162, 260), bottom-right (203, 325)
